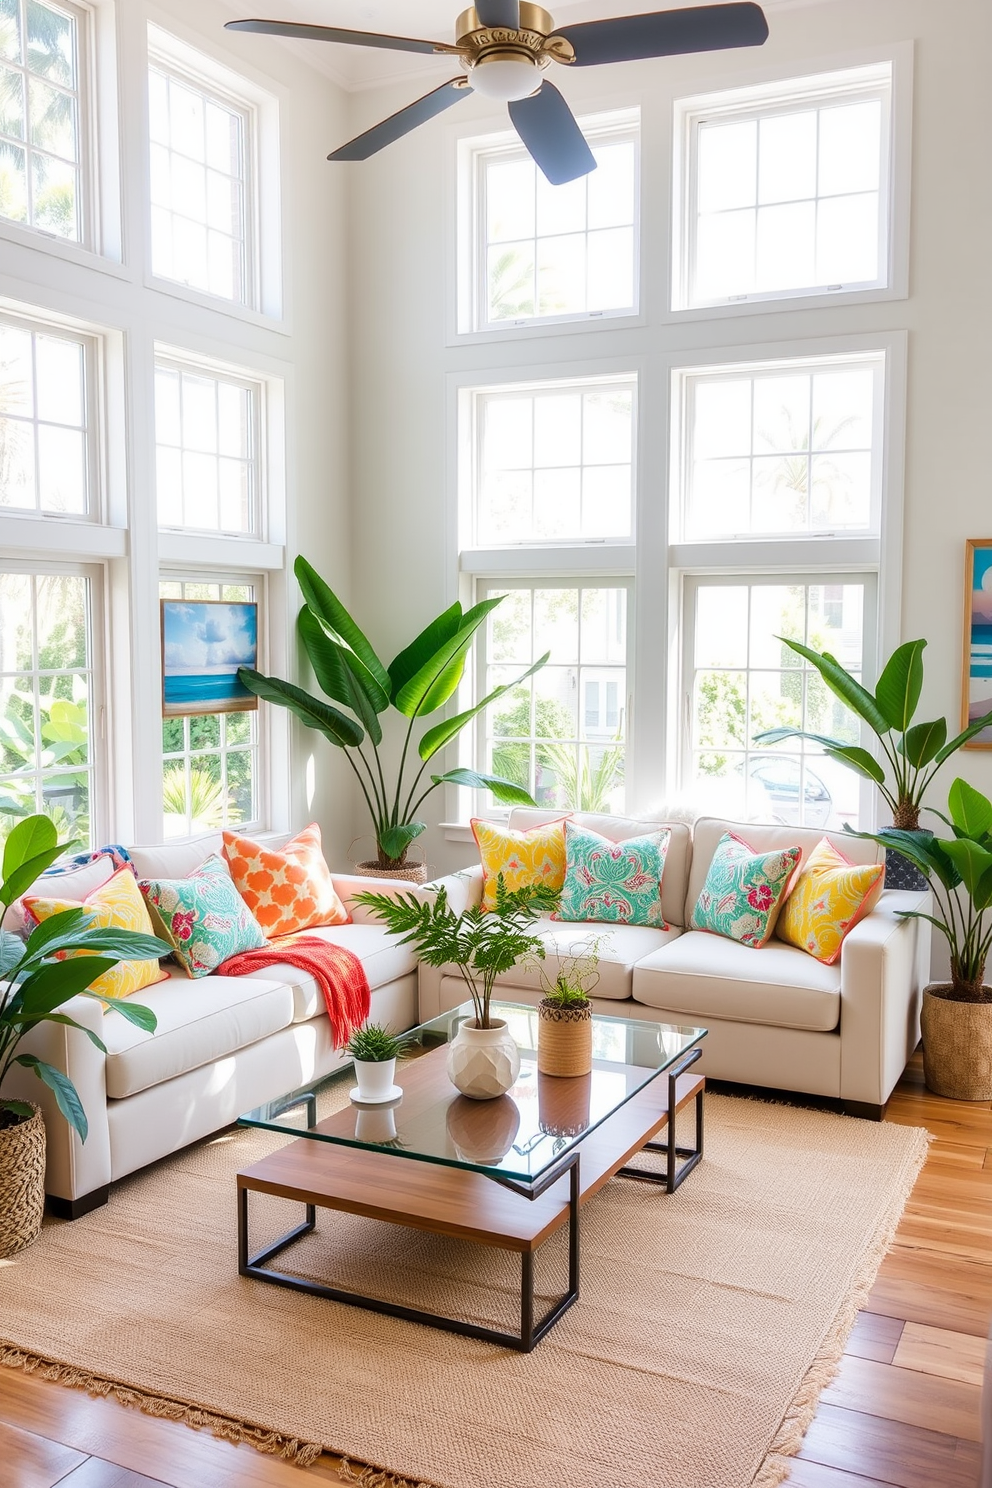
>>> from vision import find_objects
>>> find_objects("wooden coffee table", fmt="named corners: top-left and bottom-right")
top-left (237, 1001), bottom-right (706, 1352)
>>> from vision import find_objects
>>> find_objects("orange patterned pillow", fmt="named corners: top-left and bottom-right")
top-left (222, 823), bottom-right (348, 938)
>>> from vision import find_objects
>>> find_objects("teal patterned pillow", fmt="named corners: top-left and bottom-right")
top-left (139, 853), bottom-right (266, 978)
top-left (690, 833), bottom-right (801, 948)
top-left (554, 821), bottom-right (671, 928)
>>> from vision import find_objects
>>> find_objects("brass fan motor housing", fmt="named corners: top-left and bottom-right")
top-left (454, 6), bottom-right (575, 69)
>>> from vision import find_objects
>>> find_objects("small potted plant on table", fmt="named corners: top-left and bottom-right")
top-left (346, 1022), bottom-right (408, 1103)
top-left (534, 938), bottom-right (601, 1079)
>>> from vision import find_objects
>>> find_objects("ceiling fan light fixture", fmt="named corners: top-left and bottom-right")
top-left (469, 52), bottom-right (542, 100)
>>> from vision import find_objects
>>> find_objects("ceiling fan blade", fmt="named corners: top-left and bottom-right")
top-left (475, 0), bottom-right (521, 27)
top-left (225, 19), bottom-right (456, 57)
top-left (556, 3), bottom-right (769, 66)
top-left (508, 82), bottom-right (597, 186)
top-left (328, 81), bottom-right (469, 162)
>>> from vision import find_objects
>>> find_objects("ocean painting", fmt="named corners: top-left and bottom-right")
top-left (161, 601), bottom-right (258, 717)
top-left (964, 541), bottom-right (992, 748)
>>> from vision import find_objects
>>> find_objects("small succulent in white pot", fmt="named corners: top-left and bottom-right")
top-left (346, 1022), bottom-right (409, 1102)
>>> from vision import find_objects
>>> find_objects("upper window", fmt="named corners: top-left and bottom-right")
top-left (465, 110), bottom-right (638, 332)
top-left (148, 54), bottom-right (253, 305)
top-left (675, 64), bottom-right (892, 310)
top-left (0, 312), bottom-right (93, 517)
top-left (673, 351), bottom-right (884, 542)
top-left (0, 0), bottom-right (86, 242)
top-left (468, 376), bottom-right (635, 546)
top-left (155, 354), bottom-right (260, 535)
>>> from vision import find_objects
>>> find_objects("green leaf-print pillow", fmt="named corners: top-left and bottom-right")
top-left (139, 853), bottom-right (267, 978)
top-left (554, 821), bottom-right (671, 928)
top-left (690, 833), bottom-right (801, 948)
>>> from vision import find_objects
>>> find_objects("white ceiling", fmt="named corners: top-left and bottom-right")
top-left (217, 0), bottom-right (813, 92)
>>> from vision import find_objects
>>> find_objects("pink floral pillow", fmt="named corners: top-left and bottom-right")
top-left (690, 833), bottom-right (801, 948)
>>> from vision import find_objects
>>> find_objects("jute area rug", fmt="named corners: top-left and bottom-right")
top-left (0, 1087), bottom-right (927, 1488)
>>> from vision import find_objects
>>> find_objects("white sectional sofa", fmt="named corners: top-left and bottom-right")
top-left (8, 810), bottom-right (929, 1216)
top-left (419, 808), bottom-right (931, 1123)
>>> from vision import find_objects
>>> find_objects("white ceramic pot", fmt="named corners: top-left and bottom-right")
top-left (446, 1018), bottom-right (520, 1100)
top-left (352, 1056), bottom-right (396, 1101)
top-left (355, 1105), bottom-right (399, 1143)
top-left (446, 1095), bottom-right (520, 1163)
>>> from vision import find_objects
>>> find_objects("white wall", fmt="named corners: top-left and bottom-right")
top-left (343, 0), bottom-right (992, 877)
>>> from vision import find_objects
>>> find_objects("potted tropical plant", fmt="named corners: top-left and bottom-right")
top-left (0, 816), bottom-right (168, 1257)
top-left (532, 937), bottom-right (601, 1079)
top-left (345, 1021), bottom-right (408, 1103)
top-left (851, 778), bottom-right (992, 1099)
top-left (354, 876), bottom-right (558, 1100)
top-left (754, 638), bottom-right (992, 888)
top-left (237, 557), bottom-right (547, 880)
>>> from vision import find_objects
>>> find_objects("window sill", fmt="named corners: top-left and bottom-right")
top-left (0, 219), bottom-right (128, 280)
top-left (664, 281), bottom-right (907, 325)
top-left (449, 307), bottom-right (644, 348)
top-left (144, 273), bottom-right (289, 336)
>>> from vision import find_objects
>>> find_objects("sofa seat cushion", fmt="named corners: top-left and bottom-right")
top-left (269, 924), bottom-right (419, 1023)
top-left (103, 970), bottom-right (294, 1098)
top-left (493, 920), bottom-right (683, 1002)
top-left (632, 931), bottom-right (841, 1033)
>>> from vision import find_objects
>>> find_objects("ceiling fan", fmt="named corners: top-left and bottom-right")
top-left (226, 3), bottom-right (769, 185)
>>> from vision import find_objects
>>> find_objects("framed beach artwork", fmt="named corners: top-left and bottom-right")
top-left (963, 540), bottom-right (992, 748)
top-left (161, 600), bottom-right (258, 718)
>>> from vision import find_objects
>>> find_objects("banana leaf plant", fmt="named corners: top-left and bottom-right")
top-left (1, 816), bottom-right (169, 1140)
top-left (848, 778), bottom-right (992, 1002)
top-left (754, 638), bottom-right (992, 830)
top-left (238, 556), bottom-right (548, 870)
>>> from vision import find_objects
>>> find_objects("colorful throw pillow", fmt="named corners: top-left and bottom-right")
top-left (23, 866), bottom-right (168, 1003)
top-left (777, 837), bottom-right (885, 964)
top-left (690, 833), bottom-right (801, 948)
top-left (471, 818), bottom-right (569, 912)
top-left (554, 820), bottom-right (671, 928)
top-left (139, 853), bottom-right (267, 978)
top-left (222, 823), bottom-right (348, 938)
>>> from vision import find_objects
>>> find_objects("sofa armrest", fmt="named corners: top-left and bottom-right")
top-left (839, 889), bottom-right (931, 1108)
top-left (2, 992), bottom-right (111, 1203)
top-left (332, 873), bottom-right (434, 925)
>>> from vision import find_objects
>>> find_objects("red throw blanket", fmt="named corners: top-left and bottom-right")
top-left (218, 934), bottom-right (371, 1048)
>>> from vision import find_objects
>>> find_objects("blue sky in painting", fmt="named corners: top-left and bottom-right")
top-left (163, 603), bottom-right (257, 677)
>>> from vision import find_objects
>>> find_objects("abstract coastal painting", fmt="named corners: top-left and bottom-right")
top-left (161, 601), bottom-right (258, 717)
top-left (963, 540), bottom-right (992, 748)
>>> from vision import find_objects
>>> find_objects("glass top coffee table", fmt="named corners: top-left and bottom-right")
top-left (237, 1001), bottom-right (706, 1352)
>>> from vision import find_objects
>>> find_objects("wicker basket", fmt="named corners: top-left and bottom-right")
top-left (921, 984), bottom-right (992, 1100)
top-left (538, 1000), bottom-right (593, 1078)
top-left (0, 1103), bottom-right (46, 1259)
top-left (355, 860), bottom-right (429, 885)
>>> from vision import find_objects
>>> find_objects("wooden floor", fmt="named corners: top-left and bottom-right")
top-left (0, 1050), bottom-right (988, 1488)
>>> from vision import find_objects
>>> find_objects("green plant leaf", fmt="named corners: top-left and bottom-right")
top-left (435, 768), bottom-right (537, 805)
top-left (21, 906), bottom-right (95, 956)
top-left (393, 601), bottom-right (502, 719)
top-left (15, 1053), bottom-right (87, 1141)
top-left (0, 793), bottom-right (29, 818)
top-left (418, 654), bottom-right (550, 763)
top-left (823, 746), bottom-right (886, 785)
top-left (237, 670), bottom-right (365, 748)
top-left (0, 928), bottom-right (25, 978)
top-left (899, 718), bottom-right (947, 768)
top-left (874, 640), bottom-right (926, 732)
top-left (941, 837), bottom-right (992, 896)
top-left (844, 824), bottom-right (960, 890)
top-left (775, 637), bottom-right (890, 735)
top-left (29, 1012), bottom-right (108, 1053)
top-left (934, 707), bottom-right (992, 763)
top-left (2, 813), bottom-right (57, 882)
top-left (85, 996), bottom-right (157, 1032)
top-left (24, 925), bottom-right (169, 965)
top-left (947, 778), bottom-right (992, 839)
top-left (377, 822), bottom-right (426, 862)
top-left (0, 840), bottom-right (79, 908)
top-left (387, 603), bottom-right (465, 700)
top-left (298, 608), bottom-right (383, 747)
top-left (295, 557), bottom-right (390, 705)
top-left (13, 957), bottom-right (118, 1020)
top-left (0, 1098), bottom-right (34, 1121)
top-left (976, 865), bottom-right (992, 914)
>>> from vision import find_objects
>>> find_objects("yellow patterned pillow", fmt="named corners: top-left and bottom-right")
top-left (471, 818), bottom-right (569, 912)
top-left (24, 867), bottom-right (169, 1003)
top-left (777, 838), bottom-right (884, 965)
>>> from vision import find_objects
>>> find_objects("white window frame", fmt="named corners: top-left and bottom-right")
top-left (456, 107), bottom-right (642, 340)
top-left (670, 46), bottom-right (913, 321)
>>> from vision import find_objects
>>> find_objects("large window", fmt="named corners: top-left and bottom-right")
top-left (0, 0), bottom-right (86, 241)
top-left (148, 54), bottom-right (252, 304)
top-left (477, 582), bottom-right (628, 814)
top-left (0, 568), bottom-right (95, 846)
top-left (159, 579), bottom-right (259, 839)
top-left (675, 64), bottom-right (892, 310)
top-left (0, 312), bottom-right (92, 516)
top-left (155, 355), bottom-right (260, 535)
top-left (467, 112), bottom-right (638, 332)
top-left (470, 377), bottom-right (635, 545)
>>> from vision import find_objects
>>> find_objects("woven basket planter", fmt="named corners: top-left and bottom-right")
top-left (538, 1000), bottom-right (593, 1078)
top-left (356, 860), bottom-right (428, 885)
top-left (920, 984), bottom-right (992, 1100)
top-left (0, 1103), bottom-right (46, 1259)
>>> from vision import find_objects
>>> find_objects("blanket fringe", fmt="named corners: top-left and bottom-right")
top-left (0, 1344), bottom-right (325, 1468)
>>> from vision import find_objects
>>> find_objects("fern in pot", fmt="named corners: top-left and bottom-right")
top-left (0, 817), bottom-right (168, 1257)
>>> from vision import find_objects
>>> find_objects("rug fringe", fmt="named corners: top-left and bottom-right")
top-left (0, 1343), bottom-right (325, 1468)
top-left (339, 1456), bottom-right (436, 1488)
top-left (750, 1123), bottom-right (932, 1487)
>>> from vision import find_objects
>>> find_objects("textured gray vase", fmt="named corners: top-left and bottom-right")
top-left (446, 1019), bottom-right (520, 1100)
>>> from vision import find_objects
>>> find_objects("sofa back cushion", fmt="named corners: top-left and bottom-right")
top-left (508, 808), bottom-right (692, 928)
top-left (128, 831), bottom-right (292, 882)
top-left (686, 817), bottom-right (882, 924)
